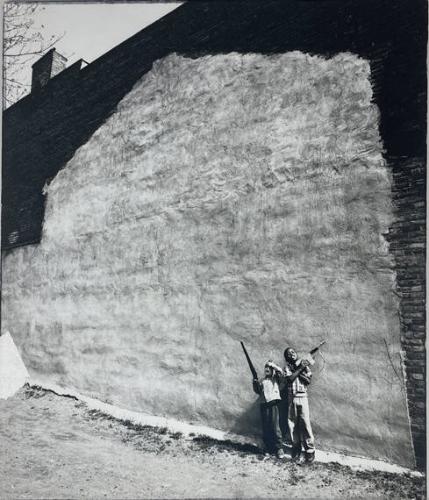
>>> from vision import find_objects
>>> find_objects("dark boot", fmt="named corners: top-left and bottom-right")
top-left (291, 444), bottom-right (302, 461)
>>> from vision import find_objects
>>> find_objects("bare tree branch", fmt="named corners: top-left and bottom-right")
top-left (3, 3), bottom-right (65, 108)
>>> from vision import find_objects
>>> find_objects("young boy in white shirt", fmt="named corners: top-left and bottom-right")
top-left (252, 360), bottom-right (286, 459)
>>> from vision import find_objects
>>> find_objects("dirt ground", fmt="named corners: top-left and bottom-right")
top-left (0, 386), bottom-right (425, 499)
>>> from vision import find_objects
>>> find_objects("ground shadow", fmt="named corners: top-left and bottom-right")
top-left (230, 399), bottom-right (291, 447)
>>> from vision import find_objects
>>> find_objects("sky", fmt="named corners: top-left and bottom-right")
top-left (6, 2), bottom-right (182, 95)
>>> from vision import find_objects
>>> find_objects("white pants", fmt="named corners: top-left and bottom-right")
top-left (287, 396), bottom-right (315, 453)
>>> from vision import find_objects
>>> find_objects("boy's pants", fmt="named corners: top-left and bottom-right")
top-left (279, 393), bottom-right (290, 443)
top-left (260, 400), bottom-right (283, 453)
top-left (287, 396), bottom-right (315, 454)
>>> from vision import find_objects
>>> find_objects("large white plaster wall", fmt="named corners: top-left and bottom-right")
top-left (2, 52), bottom-right (414, 466)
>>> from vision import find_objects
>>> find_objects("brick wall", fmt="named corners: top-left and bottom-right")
top-left (2, 0), bottom-right (426, 468)
top-left (388, 156), bottom-right (426, 469)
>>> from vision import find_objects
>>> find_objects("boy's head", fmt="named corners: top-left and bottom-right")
top-left (264, 361), bottom-right (274, 378)
top-left (284, 347), bottom-right (298, 363)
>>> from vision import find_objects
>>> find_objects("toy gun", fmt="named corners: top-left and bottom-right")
top-left (240, 341), bottom-right (258, 380)
top-left (302, 340), bottom-right (327, 365)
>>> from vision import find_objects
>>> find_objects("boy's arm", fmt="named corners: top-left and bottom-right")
top-left (298, 366), bottom-right (312, 385)
top-left (252, 378), bottom-right (262, 395)
top-left (266, 361), bottom-right (285, 378)
top-left (285, 360), bottom-right (311, 383)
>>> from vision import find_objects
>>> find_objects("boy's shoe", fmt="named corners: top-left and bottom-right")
top-left (305, 452), bottom-right (315, 464)
top-left (291, 445), bottom-right (302, 461)
top-left (276, 449), bottom-right (286, 459)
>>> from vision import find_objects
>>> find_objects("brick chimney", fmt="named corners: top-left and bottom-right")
top-left (31, 48), bottom-right (67, 92)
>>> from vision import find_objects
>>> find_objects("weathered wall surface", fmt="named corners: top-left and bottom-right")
top-left (2, 52), bottom-right (414, 466)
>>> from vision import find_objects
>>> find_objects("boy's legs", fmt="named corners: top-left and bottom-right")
top-left (279, 393), bottom-right (290, 444)
top-left (297, 398), bottom-right (315, 460)
top-left (269, 402), bottom-right (284, 456)
top-left (261, 403), bottom-right (283, 455)
top-left (260, 404), bottom-right (273, 453)
top-left (287, 399), bottom-right (301, 459)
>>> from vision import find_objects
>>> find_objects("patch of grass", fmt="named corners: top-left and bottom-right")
top-left (85, 410), bottom-right (166, 436)
top-left (353, 469), bottom-right (425, 499)
top-left (88, 409), bottom-right (113, 419)
top-left (24, 384), bottom-right (47, 399)
top-left (192, 435), bottom-right (261, 455)
top-left (26, 384), bottom-right (78, 401)
top-left (122, 419), bottom-right (152, 432)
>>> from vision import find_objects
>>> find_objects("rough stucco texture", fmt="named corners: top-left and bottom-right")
top-left (2, 52), bottom-right (414, 467)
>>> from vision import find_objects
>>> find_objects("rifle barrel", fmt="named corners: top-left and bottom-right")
top-left (240, 341), bottom-right (258, 380)
top-left (309, 340), bottom-right (326, 355)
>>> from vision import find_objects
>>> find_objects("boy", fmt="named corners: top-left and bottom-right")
top-left (252, 360), bottom-right (285, 459)
top-left (283, 347), bottom-right (315, 463)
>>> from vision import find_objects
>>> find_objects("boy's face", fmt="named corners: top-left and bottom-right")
top-left (285, 348), bottom-right (298, 362)
top-left (264, 365), bottom-right (273, 377)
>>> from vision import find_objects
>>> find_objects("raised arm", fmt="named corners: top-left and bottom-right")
top-left (266, 361), bottom-right (284, 375)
